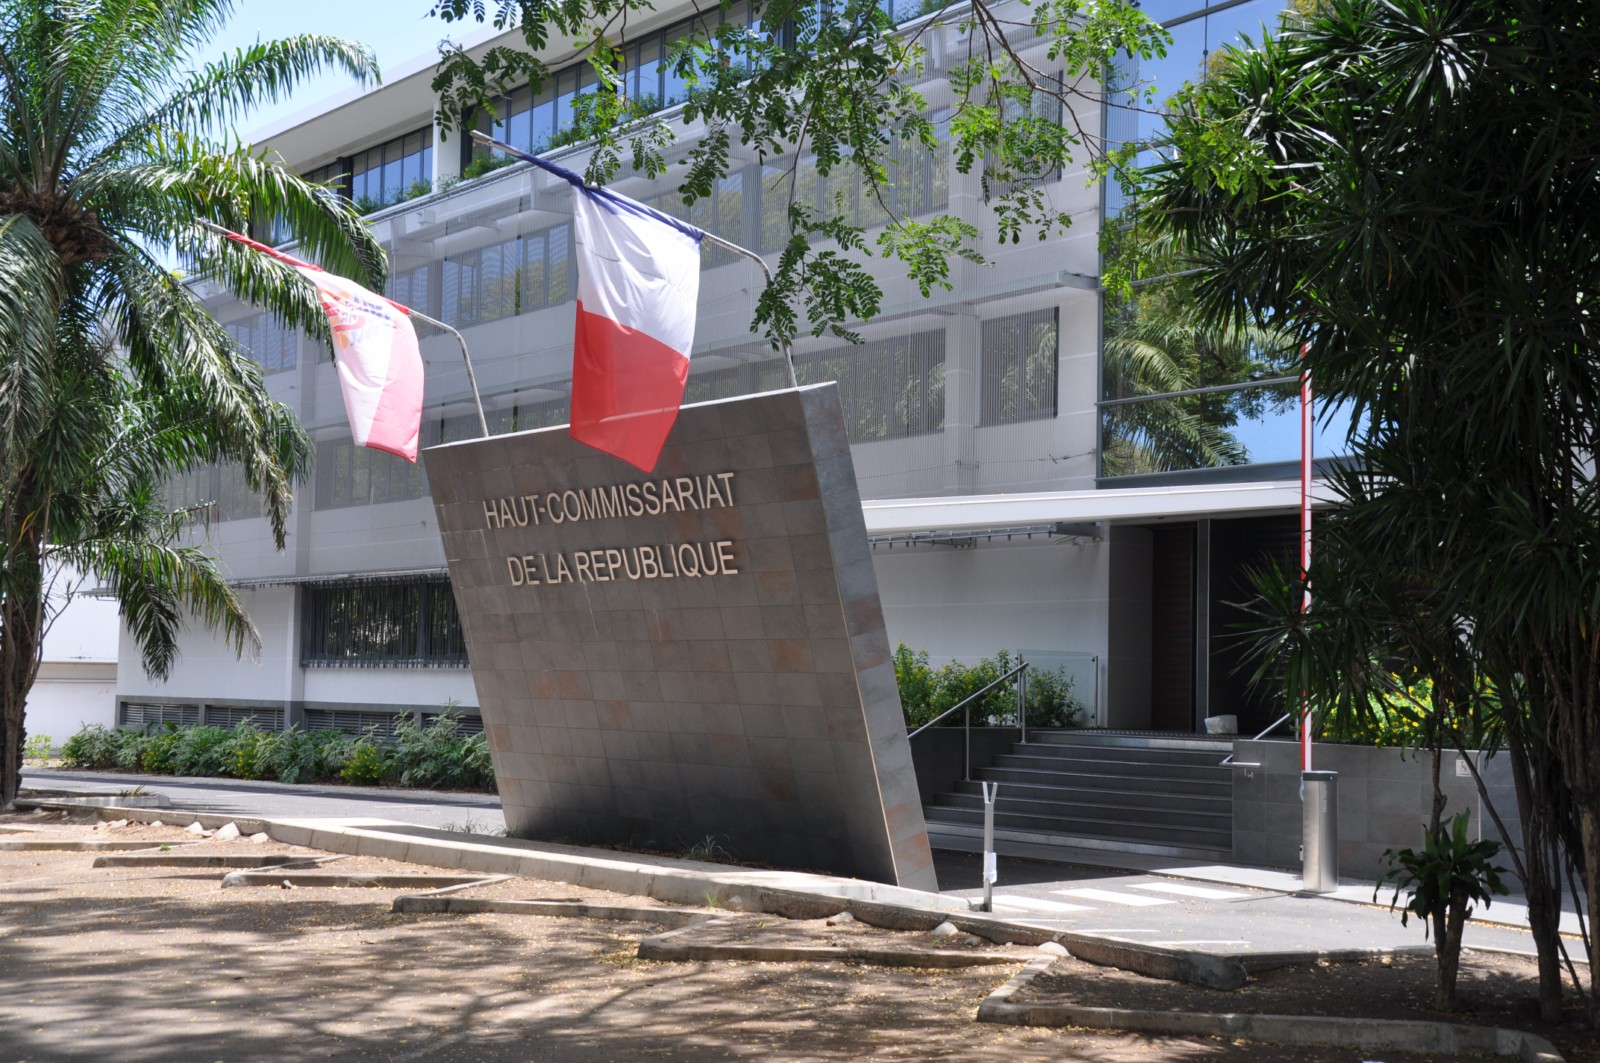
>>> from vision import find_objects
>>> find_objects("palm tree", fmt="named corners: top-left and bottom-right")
top-left (0, 0), bottom-right (386, 807)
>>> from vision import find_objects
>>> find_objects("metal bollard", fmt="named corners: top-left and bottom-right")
top-left (981, 781), bottom-right (999, 912)
top-left (1301, 770), bottom-right (1339, 893)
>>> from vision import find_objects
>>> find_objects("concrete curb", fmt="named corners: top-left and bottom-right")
top-left (979, 955), bottom-right (1568, 1063)
top-left (393, 894), bottom-right (710, 929)
top-left (20, 794), bottom-right (172, 809)
top-left (638, 917), bottom-right (1030, 969)
top-left (77, 806), bottom-right (1417, 992)
top-left (91, 853), bottom-right (345, 869)
top-left (0, 838), bottom-right (201, 852)
top-left (219, 870), bottom-right (499, 890)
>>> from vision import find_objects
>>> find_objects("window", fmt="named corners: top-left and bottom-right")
top-left (350, 128), bottom-right (432, 213)
top-left (981, 309), bottom-right (1058, 425)
top-left (164, 463), bottom-right (261, 522)
top-left (759, 112), bottom-right (950, 251)
top-left (795, 329), bottom-right (946, 441)
top-left (300, 578), bottom-right (468, 668)
top-left (225, 312), bottom-right (297, 374)
top-left (314, 437), bottom-right (425, 509)
top-left (442, 238), bottom-right (516, 328)
top-left (434, 225), bottom-right (574, 329)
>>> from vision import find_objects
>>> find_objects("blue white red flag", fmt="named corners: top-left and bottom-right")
top-left (479, 142), bottom-right (704, 472)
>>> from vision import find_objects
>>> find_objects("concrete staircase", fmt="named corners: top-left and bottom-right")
top-left (922, 731), bottom-right (1236, 860)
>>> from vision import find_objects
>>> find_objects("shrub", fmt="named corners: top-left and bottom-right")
top-left (61, 724), bottom-right (131, 769)
top-left (170, 725), bottom-right (232, 777)
top-left (222, 721), bottom-right (275, 780)
top-left (460, 151), bottom-right (515, 181)
top-left (339, 739), bottom-right (389, 786)
top-left (390, 711), bottom-right (493, 790)
top-left (22, 733), bottom-right (53, 761)
top-left (138, 724), bottom-right (183, 774)
top-left (113, 729), bottom-right (150, 772)
top-left (894, 644), bottom-right (1085, 730)
top-left (1320, 673), bottom-right (1500, 749)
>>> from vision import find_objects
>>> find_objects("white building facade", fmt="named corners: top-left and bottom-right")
top-left (115, 0), bottom-right (1331, 739)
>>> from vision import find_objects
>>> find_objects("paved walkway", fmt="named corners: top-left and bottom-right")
top-left (27, 766), bottom-right (1586, 964)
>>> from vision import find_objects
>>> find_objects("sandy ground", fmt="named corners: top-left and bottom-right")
top-left (0, 809), bottom-right (1561, 1062)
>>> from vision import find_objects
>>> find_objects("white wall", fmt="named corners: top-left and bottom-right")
top-left (30, 570), bottom-right (121, 741)
top-left (871, 536), bottom-right (1110, 718)
top-left (116, 587), bottom-right (297, 703)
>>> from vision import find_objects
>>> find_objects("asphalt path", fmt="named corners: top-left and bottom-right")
top-left (25, 766), bottom-right (1580, 962)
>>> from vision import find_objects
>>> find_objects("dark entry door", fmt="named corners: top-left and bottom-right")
top-left (1149, 523), bottom-right (1196, 731)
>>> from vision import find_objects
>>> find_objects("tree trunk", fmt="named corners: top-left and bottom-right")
top-left (1505, 721), bottom-right (1568, 1022)
top-left (0, 486), bottom-right (46, 811)
top-left (1578, 805), bottom-right (1600, 1028)
top-left (1435, 885), bottom-right (1469, 1011)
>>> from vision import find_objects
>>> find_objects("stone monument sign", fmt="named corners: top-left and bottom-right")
top-left (424, 384), bottom-right (936, 889)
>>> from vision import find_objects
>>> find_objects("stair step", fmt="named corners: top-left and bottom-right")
top-left (1026, 730), bottom-right (1236, 753)
top-left (973, 766), bottom-right (1231, 796)
top-left (989, 753), bottom-right (1231, 782)
top-left (923, 804), bottom-right (1233, 849)
top-left (1010, 743), bottom-right (1229, 768)
top-left (949, 779), bottom-right (1231, 812)
top-left (933, 792), bottom-right (1229, 830)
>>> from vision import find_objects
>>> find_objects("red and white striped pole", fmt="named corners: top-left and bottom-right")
top-left (1299, 342), bottom-right (1314, 772)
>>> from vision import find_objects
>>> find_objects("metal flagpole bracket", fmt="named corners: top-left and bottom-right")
top-left (407, 309), bottom-right (489, 439)
top-left (468, 131), bottom-right (798, 391)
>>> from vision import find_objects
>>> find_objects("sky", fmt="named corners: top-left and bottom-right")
top-left (197, 0), bottom-right (466, 134)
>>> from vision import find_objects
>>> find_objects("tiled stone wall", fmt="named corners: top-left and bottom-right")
top-left (1231, 739), bottom-right (1520, 880)
top-left (425, 384), bottom-right (936, 890)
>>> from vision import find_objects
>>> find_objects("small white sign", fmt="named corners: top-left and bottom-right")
top-left (983, 851), bottom-right (998, 885)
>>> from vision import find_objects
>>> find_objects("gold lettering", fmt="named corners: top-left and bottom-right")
top-left (717, 540), bottom-right (738, 574)
top-left (676, 543), bottom-right (701, 577)
top-left (554, 553), bottom-right (573, 583)
top-left (561, 490), bottom-right (583, 522)
top-left (506, 555), bottom-right (525, 585)
top-left (524, 493), bottom-right (541, 525)
top-left (573, 551), bottom-right (593, 582)
top-left (642, 481), bottom-right (661, 515)
top-left (675, 477), bottom-right (698, 510)
top-left (483, 499), bottom-right (502, 529)
top-left (604, 549), bottom-right (624, 579)
top-left (718, 471), bottom-right (735, 505)
top-left (621, 547), bottom-right (643, 580)
top-left (545, 492), bottom-right (564, 523)
top-left (639, 546), bottom-right (660, 579)
top-left (624, 482), bottom-right (644, 517)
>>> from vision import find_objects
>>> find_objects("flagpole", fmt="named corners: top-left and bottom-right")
top-left (468, 131), bottom-right (799, 390)
top-left (199, 221), bottom-right (490, 438)
top-left (406, 309), bottom-right (489, 438)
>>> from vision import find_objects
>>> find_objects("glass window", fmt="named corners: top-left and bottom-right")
top-left (348, 127), bottom-right (433, 211)
top-left (226, 313), bottom-right (296, 375)
top-left (300, 578), bottom-right (467, 668)
top-left (981, 309), bottom-right (1058, 425)
top-left (793, 329), bottom-right (946, 441)
top-left (1098, 382), bottom-right (1344, 478)
top-left (314, 437), bottom-right (425, 509)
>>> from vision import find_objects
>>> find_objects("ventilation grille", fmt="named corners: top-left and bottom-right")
top-left (205, 706), bottom-right (284, 732)
top-left (119, 702), bottom-right (199, 728)
top-left (304, 709), bottom-right (409, 737)
top-left (422, 712), bottom-right (485, 736)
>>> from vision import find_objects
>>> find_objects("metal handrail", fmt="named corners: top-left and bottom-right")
top-left (1220, 712), bottom-right (1293, 765)
top-left (906, 661), bottom-right (1030, 782)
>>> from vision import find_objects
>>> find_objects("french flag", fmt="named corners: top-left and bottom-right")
top-left (475, 139), bottom-right (703, 472)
